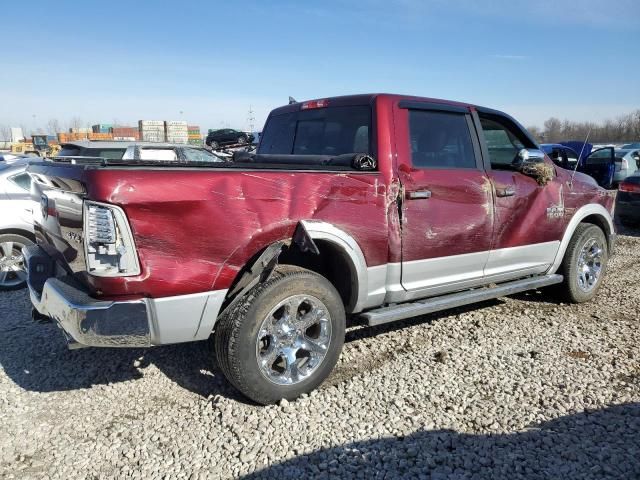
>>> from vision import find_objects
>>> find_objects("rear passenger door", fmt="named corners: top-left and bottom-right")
top-left (475, 112), bottom-right (564, 280)
top-left (394, 102), bottom-right (494, 299)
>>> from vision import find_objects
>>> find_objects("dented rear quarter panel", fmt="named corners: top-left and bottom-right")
top-left (82, 168), bottom-right (391, 298)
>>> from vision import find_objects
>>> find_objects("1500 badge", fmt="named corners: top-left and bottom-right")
top-left (546, 206), bottom-right (565, 219)
top-left (66, 231), bottom-right (83, 244)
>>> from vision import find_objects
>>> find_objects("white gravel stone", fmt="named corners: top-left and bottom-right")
top-left (0, 232), bottom-right (639, 479)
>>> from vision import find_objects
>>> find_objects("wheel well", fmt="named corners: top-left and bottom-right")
top-left (0, 228), bottom-right (35, 242)
top-left (278, 239), bottom-right (357, 313)
top-left (580, 214), bottom-right (612, 249)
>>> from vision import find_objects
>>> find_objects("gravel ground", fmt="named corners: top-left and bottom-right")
top-left (1, 230), bottom-right (639, 479)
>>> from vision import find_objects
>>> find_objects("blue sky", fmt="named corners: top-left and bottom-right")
top-left (1, 0), bottom-right (638, 133)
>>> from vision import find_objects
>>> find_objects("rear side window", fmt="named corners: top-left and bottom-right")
top-left (9, 172), bottom-right (31, 191)
top-left (58, 147), bottom-right (125, 159)
top-left (258, 106), bottom-right (371, 156)
top-left (182, 148), bottom-right (225, 163)
top-left (84, 149), bottom-right (125, 159)
top-left (139, 149), bottom-right (178, 161)
top-left (408, 110), bottom-right (476, 169)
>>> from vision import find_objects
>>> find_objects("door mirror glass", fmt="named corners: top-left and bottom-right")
top-left (512, 148), bottom-right (546, 168)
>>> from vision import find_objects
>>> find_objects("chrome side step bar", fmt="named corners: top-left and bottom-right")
top-left (360, 274), bottom-right (563, 327)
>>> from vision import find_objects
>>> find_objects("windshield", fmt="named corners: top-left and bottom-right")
top-left (258, 105), bottom-right (372, 156)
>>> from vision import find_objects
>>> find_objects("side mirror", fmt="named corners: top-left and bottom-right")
top-left (514, 148), bottom-right (554, 186)
top-left (513, 148), bottom-right (546, 168)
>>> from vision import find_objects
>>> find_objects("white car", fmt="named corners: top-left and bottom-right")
top-left (0, 159), bottom-right (38, 290)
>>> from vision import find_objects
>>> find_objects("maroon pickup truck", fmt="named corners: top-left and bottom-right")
top-left (25, 94), bottom-right (616, 404)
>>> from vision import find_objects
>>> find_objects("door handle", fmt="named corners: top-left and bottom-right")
top-left (495, 186), bottom-right (515, 197)
top-left (407, 190), bottom-right (432, 200)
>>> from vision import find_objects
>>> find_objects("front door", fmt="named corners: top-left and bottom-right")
top-left (475, 112), bottom-right (564, 280)
top-left (394, 102), bottom-right (494, 300)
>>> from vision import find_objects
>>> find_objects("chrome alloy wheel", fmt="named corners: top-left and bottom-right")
top-left (0, 240), bottom-right (27, 288)
top-left (256, 294), bottom-right (332, 385)
top-left (577, 237), bottom-right (604, 293)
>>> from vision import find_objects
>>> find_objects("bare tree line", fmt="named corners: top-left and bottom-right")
top-left (527, 110), bottom-right (640, 144)
top-left (0, 117), bottom-right (97, 141)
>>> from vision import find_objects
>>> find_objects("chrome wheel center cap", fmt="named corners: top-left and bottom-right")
top-left (277, 322), bottom-right (297, 343)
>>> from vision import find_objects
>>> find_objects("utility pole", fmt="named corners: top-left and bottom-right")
top-left (247, 105), bottom-right (255, 133)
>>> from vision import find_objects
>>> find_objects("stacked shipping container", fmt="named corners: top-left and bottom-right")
top-left (54, 121), bottom-right (201, 144)
top-left (188, 125), bottom-right (202, 145)
top-left (112, 126), bottom-right (140, 141)
top-left (139, 120), bottom-right (165, 142)
top-left (165, 120), bottom-right (188, 144)
top-left (87, 133), bottom-right (113, 140)
top-left (58, 132), bottom-right (88, 142)
top-left (58, 132), bottom-right (115, 142)
top-left (92, 124), bottom-right (113, 134)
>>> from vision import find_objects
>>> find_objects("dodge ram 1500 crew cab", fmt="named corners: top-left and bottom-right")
top-left (25, 94), bottom-right (616, 404)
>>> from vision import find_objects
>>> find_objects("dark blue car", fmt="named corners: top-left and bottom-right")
top-left (541, 142), bottom-right (616, 189)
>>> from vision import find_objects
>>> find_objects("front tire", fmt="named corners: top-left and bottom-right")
top-left (558, 223), bottom-right (608, 303)
top-left (214, 266), bottom-right (345, 405)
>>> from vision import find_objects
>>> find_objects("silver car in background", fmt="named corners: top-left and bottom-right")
top-left (0, 159), bottom-right (38, 290)
top-left (614, 148), bottom-right (640, 184)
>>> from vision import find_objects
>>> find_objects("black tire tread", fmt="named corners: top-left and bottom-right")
top-left (558, 223), bottom-right (607, 303)
top-left (214, 265), bottom-right (342, 404)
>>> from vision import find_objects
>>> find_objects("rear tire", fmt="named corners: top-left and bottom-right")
top-left (237, 136), bottom-right (246, 145)
top-left (214, 265), bottom-right (345, 405)
top-left (0, 233), bottom-right (34, 291)
top-left (558, 224), bottom-right (608, 303)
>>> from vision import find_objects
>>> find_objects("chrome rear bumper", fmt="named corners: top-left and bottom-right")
top-left (30, 275), bottom-right (150, 348)
top-left (24, 246), bottom-right (227, 349)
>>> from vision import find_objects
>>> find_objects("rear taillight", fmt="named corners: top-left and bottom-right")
top-left (301, 99), bottom-right (329, 110)
top-left (87, 204), bottom-right (116, 243)
top-left (83, 201), bottom-right (140, 277)
top-left (619, 181), bottom-right (640, 193)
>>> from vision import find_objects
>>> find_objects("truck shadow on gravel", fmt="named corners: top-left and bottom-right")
top-left (242, 402), bottom-right (640, 480)
top-left (1, 304), bottom-right (486, 403)
top-left (0, 295), bottom-right (561, 402)
top-left (0, 330), bottom-right (245, 402)
top-left (0, 292), bottom-right (244, 401)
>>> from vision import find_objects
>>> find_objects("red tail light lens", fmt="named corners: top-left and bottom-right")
top-left (301, 99), bottom-right (329, 110)
top-left (619, 181), bottom-right (640, 193)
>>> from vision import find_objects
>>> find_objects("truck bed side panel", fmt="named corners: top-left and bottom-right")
top-left (83, 168), bottom-right (389, 298)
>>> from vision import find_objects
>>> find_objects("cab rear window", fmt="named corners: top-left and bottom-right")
top-left (258, 106), bottom-right (371, 156)
top-left (58, 146), bottom-right (125, 159)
